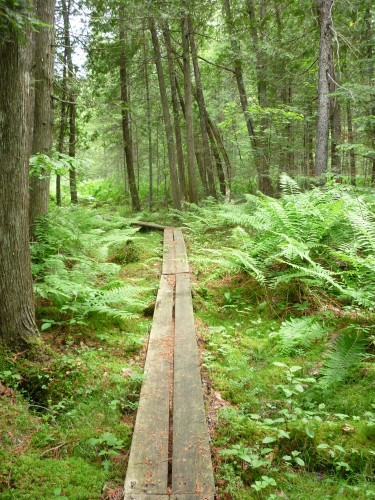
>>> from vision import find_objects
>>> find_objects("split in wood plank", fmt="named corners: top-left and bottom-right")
top-left (124, 228), bottom-right (214, 499)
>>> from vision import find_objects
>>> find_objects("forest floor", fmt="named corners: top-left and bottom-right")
top-left (0, 198), bottom-right (374, 499)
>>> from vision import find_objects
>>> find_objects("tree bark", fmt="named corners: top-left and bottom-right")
top-left (162, 23), bottom-right (187, 200)
top-left (62, 0), bottom-right (78, 204)
top-left (143, 27), bottom-right (153, 210)
top-left (56, 62), bottom-right (67, 207)
top-left (247, 0), bottom-right (273, 195)
top-left (315, 0), bottom-right (333, 176)
top-left (328, 46), bottom-right (341, 174)
top-left (149, 17), bottom-right (181, 210)
top-left (182, 15), bottom-right (199, 204)
top-left (0, 16), bottom-right (40, 351)
top-left (29, 0), bottom-right (56, 238)
top-left (119, 7), bottom-right (140, 212)
top-left (223, 0), bottom-right (257, 149)
top-left (188, 18), bottom-right (217, 199)
top-left (208, 117), bottom-right (232, 196)
top-left (346, 100), bottom-right (356, 185)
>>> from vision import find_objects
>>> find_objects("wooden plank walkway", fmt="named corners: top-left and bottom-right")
top-left (124, 228), bottom-right (215, 500)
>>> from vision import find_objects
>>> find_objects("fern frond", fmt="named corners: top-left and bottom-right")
top-left (320, 332), bottom-right (367, 388)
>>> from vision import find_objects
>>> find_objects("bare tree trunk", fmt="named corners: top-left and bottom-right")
top-left (188, 18), bottom-right (217, 199)
top-left (162, 23), bottom-right (187, 200)
top-left (119, 7), bottom-right (140, 212)
top-left (315, 0), bottom-right (333, 176)
top-left (208, 117), bottom-right (232, 197)
top-left (328, 47), bottom-right (341, 174)
top-left (62, 0), bottom-right (78, 204)
top-left (0, 16), bottom-right (40, 351)
top-left (207, 124), bottom-right (226, 196)
top-left (56, 48), bottom-right (67, 207)
top-left (223, 0), bottom-right (257, 149)
top-left (247, 0), bottom-right (273, 195)
top-left (143, 28), bottom-right (153, 210)
top-left (29, 0), bottom-right (56, 238)
top-left (346, 100), bottom-right (356, 185)
top-left (149, 17), bottom-right (181, 209)
top-left (182, 15), bottom-right (199, 204)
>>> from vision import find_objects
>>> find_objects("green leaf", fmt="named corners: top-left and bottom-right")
top-left (262, 436), bottom-right (277, 444)
top-left (294, 457), bottom-right (305, 466)
top-left (317, 443), bottom-right (330, 449)
top-left (41, 322), bottom-right (52, 331)
top-left (306, 428), bottom-right (315, 438)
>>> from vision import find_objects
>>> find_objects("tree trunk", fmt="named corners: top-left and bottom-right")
top-left (207, 124), bottom-right (226, 196)
top-left (315, 0), bottom-right (333, 176)
top-left (208, 117), bottom-right (232, 196)
top-left (29, 0), bottom-right (56, 238)
top-left (247, 0), bottom-right (273, 195)
top-left (119, 7), bottom-right (140, 212)
top-left (188, 18), bottom-right (217, 199)
top-left (62, 0), bottom-right (78, 204)
top-left (56, 47), bottom-right (67, 207)
top-left (346, 100), bottom-right (356, 185)
top-left (223, 0), bottom-right (257, 149)
top-left (143, 27), bottom-right (153, 210)
top-left (328, 46), bottom-right (341, 174)
top-left (162, 23), bottom-right (187, 200)
top-left (0, 18), bottom-right (40, 351)
top-left (149, 17), bottom-right (181, 210)
top-left (182, 15), bottom-right (199, 204)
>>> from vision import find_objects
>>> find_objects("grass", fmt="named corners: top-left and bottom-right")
top-left (0, 215), bottom-right (162, 499)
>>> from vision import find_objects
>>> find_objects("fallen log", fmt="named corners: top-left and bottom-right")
top-left (130, 221), bottom-right (168, 231)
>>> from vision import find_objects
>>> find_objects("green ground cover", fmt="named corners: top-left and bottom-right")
top-left (0, 207), bottom-right (162, 499)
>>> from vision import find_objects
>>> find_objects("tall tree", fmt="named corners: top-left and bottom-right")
top-left (162, 22), bottom-right (187, 201)
top-left (0, 6), bottom-right (40, 351)
top-left (29, 0), bottom-right (56, 237)
top-left (315, 0), bottom-right (333, 176)
top-left (188, 18), bottom-right (217, 199)
top-left (119, 6), bottom-right (141, 212)
top-left (182, 14), bottom-right (199, 204)
top-left (247, 0), bottom-right (273, 195)
top-left (149, 17), bottom-right (181, 209)
top-left (61, 0), bottom-right (78, 204)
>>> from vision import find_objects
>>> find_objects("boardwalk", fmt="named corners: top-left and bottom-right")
top-left (124, 228), bottom-right (215, 500)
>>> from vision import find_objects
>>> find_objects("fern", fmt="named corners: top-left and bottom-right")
top-left (320, 332), bottom-right (367, 388)
top-left (270, 316), bottom-right (330, 354)
top-left (279, 173), bottom-right (301, 196)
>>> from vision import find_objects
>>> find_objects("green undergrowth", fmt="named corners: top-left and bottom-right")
top-left (179, 180), bottom-right (375, 499)
top-left (0, 206), bottom-right (162, 499)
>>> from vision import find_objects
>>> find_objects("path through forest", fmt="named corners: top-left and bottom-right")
top-left (124, 228), bottom-right (215, 499)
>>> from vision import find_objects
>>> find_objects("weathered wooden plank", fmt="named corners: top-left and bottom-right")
top-left (171, 495), bottom-right (214, 500)
top-left (162, 228), bottom-right (175, 275)
top-left (131, 221), bottom-right (167, 231)
top-left (173, 229), bottom-right (189, 274)
top-left (172, 273), bottom-right (215, 497)
top-left (124, 275), bottom-right (174, 496)
top-left (124, 495), bottom-right (170, 500)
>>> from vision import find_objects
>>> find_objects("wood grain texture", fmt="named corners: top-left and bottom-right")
top-left (124, 275), bottom-right (173, 496)
top-left (173, 229), bottom-right (189, 274)
top-left (172, 273), bottom-right (215, 497)
top-left (162, 228), bottom-right (175, 275)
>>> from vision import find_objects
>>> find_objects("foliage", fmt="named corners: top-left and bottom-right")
top-left (31, 206), bottom-right (149, 327)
